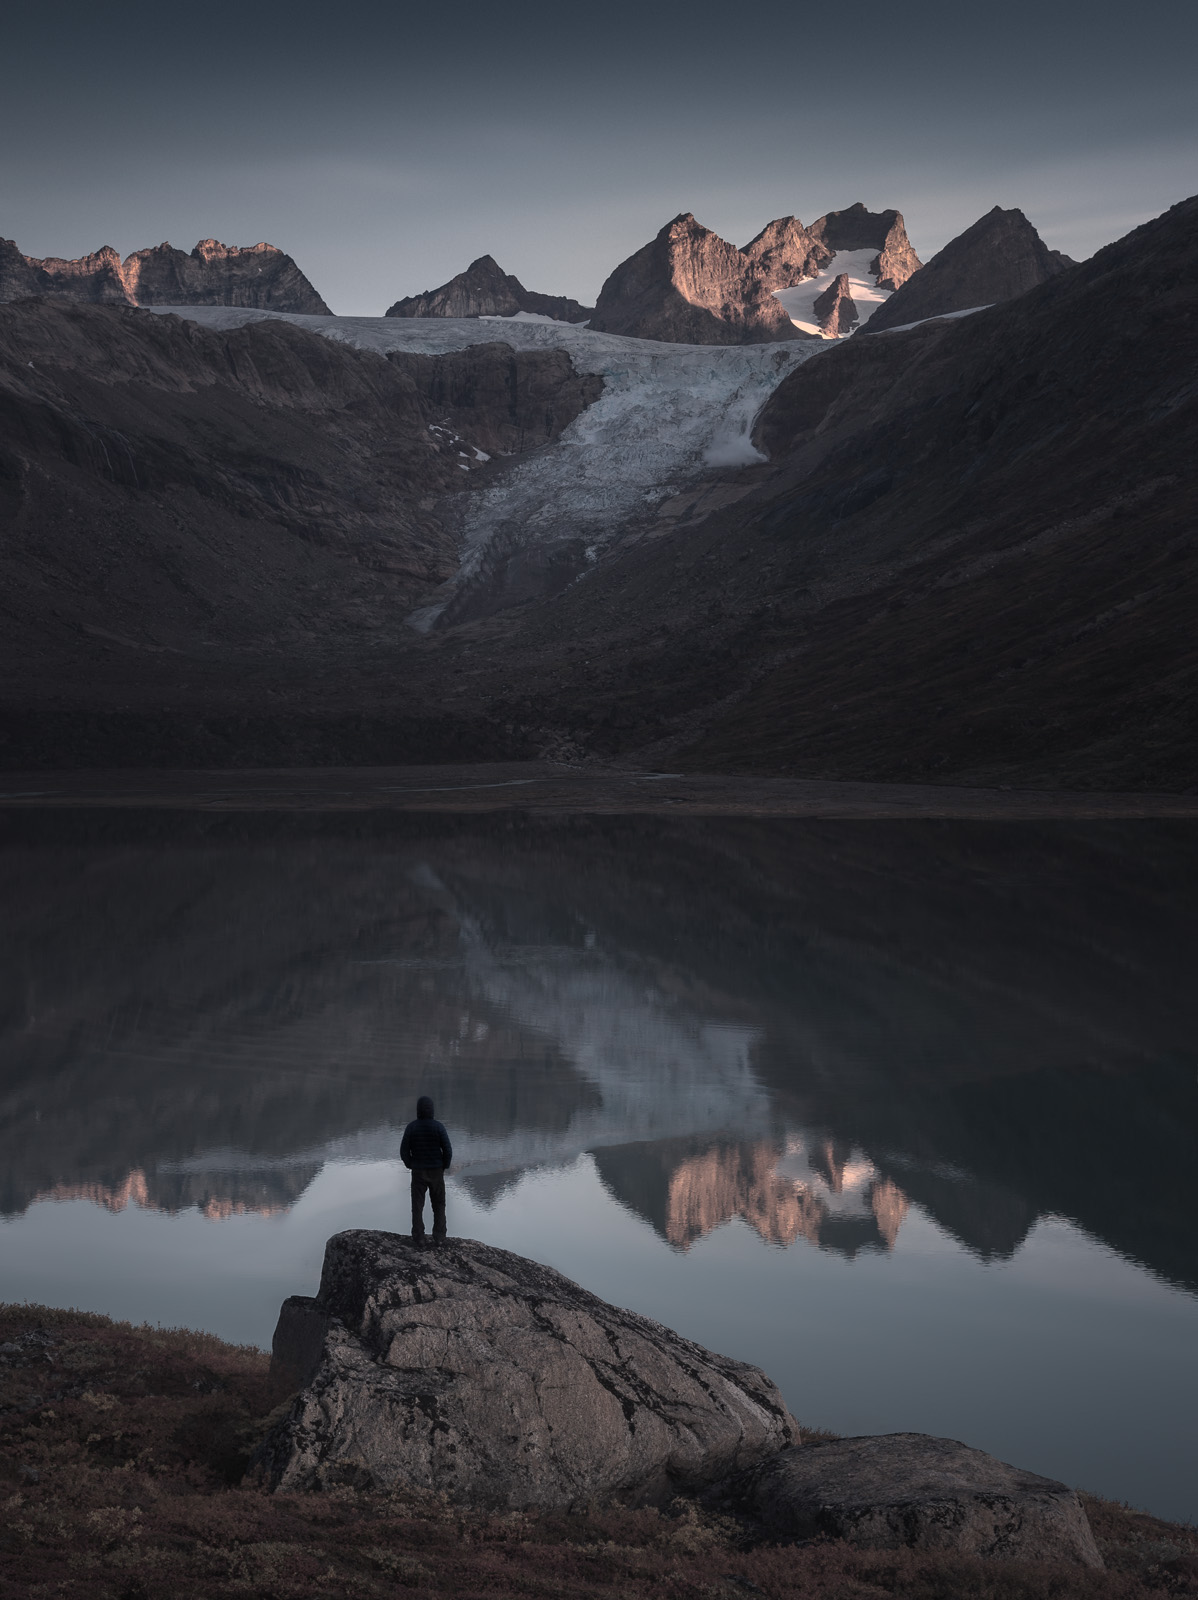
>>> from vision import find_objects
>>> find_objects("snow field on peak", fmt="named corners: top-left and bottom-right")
top-left (145, 307), bottom-right (825, 629)
top-left (774, 248), bottom-right (893, 335)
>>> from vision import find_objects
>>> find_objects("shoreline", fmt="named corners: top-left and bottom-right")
top-left (1, 761), bottom-right (1197, 818)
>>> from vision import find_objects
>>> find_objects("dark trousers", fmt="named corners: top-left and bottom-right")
top-left (411, 1167), bottom-right (447, 1240)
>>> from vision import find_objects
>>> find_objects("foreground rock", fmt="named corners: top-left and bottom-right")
top-left (386, 254), bottom-right (593, 322)
top-left (866, 206), bottom-right (1073, 331)
top-left (0, 235), bottom-right (330, 313)
top-left (743, 1433), bottom-right (1103, 1566)
top-left (262, 1230), bottom-right (798, 1506)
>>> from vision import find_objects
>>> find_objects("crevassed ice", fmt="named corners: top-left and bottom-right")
top-left (146, 307), bottom-right (827, 627)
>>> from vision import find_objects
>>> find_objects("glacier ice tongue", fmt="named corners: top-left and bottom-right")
top-left (146, 307), bottom-right (826, 625)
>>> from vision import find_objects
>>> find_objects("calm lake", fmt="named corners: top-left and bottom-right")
top-left (1, 810), bottom-right (1195, 1521)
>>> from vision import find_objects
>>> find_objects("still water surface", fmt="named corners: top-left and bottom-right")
top-left (1, 812), bottom-right (1195, 1520)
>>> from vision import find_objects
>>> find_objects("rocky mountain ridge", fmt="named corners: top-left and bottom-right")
top-left (386, 253), bottom-right (592, 322)
top-left (866, 206), bottom-right (1074, 332)
top-left (807, 202), bottom-right (922, 290)
top-left (589, 203), bottom-right (920, 344)
top-left (0, 236), bottom-right (331, 314)
top-left (0, 195), bottom-right (1193, 789)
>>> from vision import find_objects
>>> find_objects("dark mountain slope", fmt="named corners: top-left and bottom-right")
top-left (866, 206), bottom-right (1071, 332)
top-left (0, 197), bottom-right (1194, 787)
top-left (386, 254), bottom-right (592, 322)
top-left (460, 196), bottom-right (1197, 789)
top-left (0, 301), bottom-right (598, 765)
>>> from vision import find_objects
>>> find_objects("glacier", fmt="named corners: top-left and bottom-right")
top-left (147, 307), bottom-right (826, 627)
top-left (773, 247), bottom-right (894, 336)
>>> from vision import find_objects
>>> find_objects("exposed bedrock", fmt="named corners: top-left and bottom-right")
top-left (807, 203), bottom-right (923, 290)
top-left (741, 1434), bottom-right (1103, 1566)
top-left (0, 236), bottom-right (330, 314)
top-left (739, 215), bottom-right (832, 290)
top-left (866, 206), bottom-right (1074, 332)
top-left (385, 254), bottom-right (593, 322)
top-left (386, 342), bottom-right (603, 457)
top-left (812, 272), bottom-right (859, 336)
top-left (262, 1229), bottom-right (799, 1505)
top-left (588, 204), bottom-right (919, 345)
top-left (589, 213), bottom-right (805, 345)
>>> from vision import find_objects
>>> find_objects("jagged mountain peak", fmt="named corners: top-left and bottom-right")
top-left (0, 235), bottom-right (331, 314)
top-left (592, 202), bottom-right (922, 344)
top-left (589, 211), bottom-right (803, 346)
top-left (385, 255), bottom-right (593, 323)
top-left (741, 216), bottom-right (831, 291)
top-left (808, 205), bottom-right (922, 291)
top-left (866, 204), bottom-right (1073, 332)
top-left (813, 272), bottom-right (859, 336)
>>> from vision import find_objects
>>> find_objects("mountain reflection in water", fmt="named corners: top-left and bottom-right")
top-left (1, 811), bottom-right (1194, 1295)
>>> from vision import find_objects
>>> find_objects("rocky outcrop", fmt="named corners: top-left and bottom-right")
top-left (808, 204), bottom-right (923, 290)
top-left (589, 214), bottom-right (803, 345)
top-left (123, 239), bottom-right (331, 313)
top-left (262, 1229), bottom-right (799, 1505)
top-left (0, 239), bottom-right (129, 304)
top-left (0, 237), bottom-right (331, 314)
top-left (386, 255), bottom-right (592, 322)
top-left (740, 216), bottom-right (831, 291)
top-left (589, 206), bottom-right (920, 344)
top-left (813, 273), bottom-right (859, 336)
top-left (386, 342), bottom-right (602, 457)
top-left (742, 1434), bottom-right (1102, 1565)
top-left (866, 207), bottom-right (1074, 332)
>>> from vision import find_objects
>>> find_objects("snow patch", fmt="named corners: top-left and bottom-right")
top-left (870, 304), bottom-right (993, 335)
top-left (773, 248), bottom-right (893, 337)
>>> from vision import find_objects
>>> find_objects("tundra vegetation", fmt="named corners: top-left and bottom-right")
top-left (2, 1304), bottom-right (1195, 1600)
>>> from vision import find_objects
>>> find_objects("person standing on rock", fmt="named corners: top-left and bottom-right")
top-left (400, 1095), bottom-right (452, 1246)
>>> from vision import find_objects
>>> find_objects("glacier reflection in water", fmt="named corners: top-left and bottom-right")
top-left (0, 811), bottom-right (1195, 1521)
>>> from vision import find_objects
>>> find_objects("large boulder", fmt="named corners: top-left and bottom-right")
top-left (742, 1433), bottom-right (1102, 1566)
top-left (262, 1229), bottom-right (799, 1506)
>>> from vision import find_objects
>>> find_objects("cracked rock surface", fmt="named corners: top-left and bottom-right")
top-left (262, 1229), bottom-right (798, 1506)
top-left (743, 1433), bottom-right (1103, 1566)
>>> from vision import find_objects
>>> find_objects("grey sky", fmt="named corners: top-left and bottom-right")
top-left (4, 0), bottom-right (1195, 314)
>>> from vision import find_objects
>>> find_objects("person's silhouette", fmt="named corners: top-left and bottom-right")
top-left (400, 1094), bottom-right (452, 1245)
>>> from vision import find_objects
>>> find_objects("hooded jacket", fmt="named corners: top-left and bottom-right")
top-left (400, 1095), bottom-right (453, 1172)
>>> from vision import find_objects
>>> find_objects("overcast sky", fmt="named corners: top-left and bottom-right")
top-left (5, 0), bottom-right (1196, 314)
